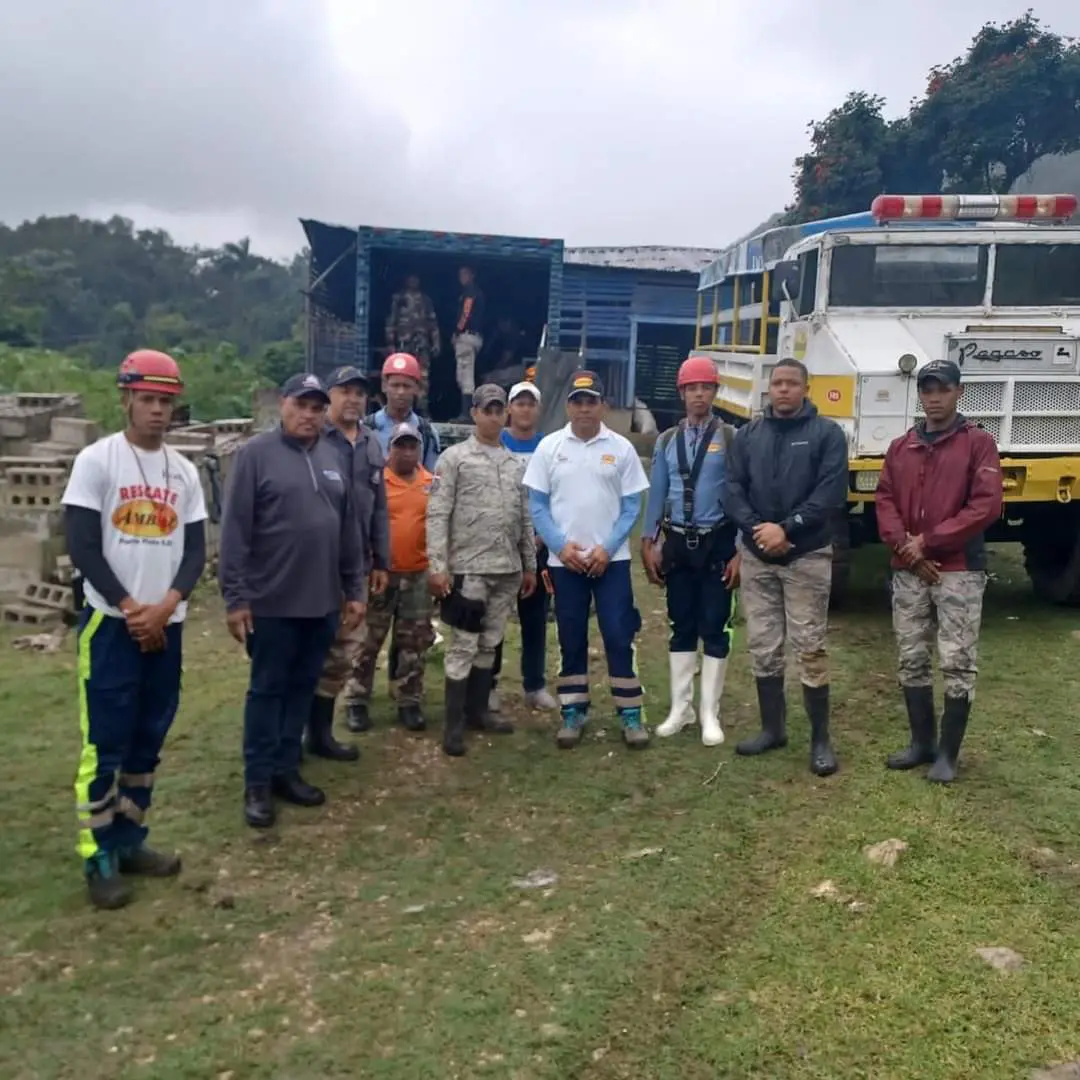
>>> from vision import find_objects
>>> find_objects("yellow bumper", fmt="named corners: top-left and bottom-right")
top-left (849, 456), bottom-right (1080, 505)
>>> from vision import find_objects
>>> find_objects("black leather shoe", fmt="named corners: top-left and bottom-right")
top-left (272, 772), bottom-right (326, 807)
top-left (398, 704), bottom-right (427, 732)
top-left (244, 784), bottom-right (275, 828)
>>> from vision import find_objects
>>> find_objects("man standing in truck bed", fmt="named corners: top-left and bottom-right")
top-left (875, 359), bottom-right (1002, 784)
top-left (385, 274), bottom-right (440, 411)
top-left (452, 265), bottom-right (485, 421)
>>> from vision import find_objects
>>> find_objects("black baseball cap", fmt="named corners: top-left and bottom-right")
top-left (917, 360), bottom-right (962, 388)
top-left (567, 370), bottom-right (604, 400)
top-left (281, 372), bottom-right (330, 402)
top-left (327, 365), bottom-right (370, 390)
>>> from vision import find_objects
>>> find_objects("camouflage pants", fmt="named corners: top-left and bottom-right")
top-left (349, 571), bottom-right (435, 707)
top-left (892, 570), bottom-right (986, 698)
top-left (453, 333), bottom-right (482, 395)
top-left (443, 572), bottom-right (521, 681)
top-left (316, 617), bottom-right (365, 700)
top-left (738, 544), bottom-right (832, 688)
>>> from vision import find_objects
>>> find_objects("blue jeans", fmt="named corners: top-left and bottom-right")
top-left (242, 614), bottom-right (338, 785)
top-left (550, 560), bottom-right (642, 711)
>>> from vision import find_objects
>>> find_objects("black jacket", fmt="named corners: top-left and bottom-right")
top-left (322, 423), bottom-right (388, 574)
top-left (724, 402), bottom-right (848, 564)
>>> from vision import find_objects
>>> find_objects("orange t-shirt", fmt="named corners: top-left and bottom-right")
top-left (386, 466), bottom-right (432, 572)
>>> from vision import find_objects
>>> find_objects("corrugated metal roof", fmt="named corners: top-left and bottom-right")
top-left (564, 245), bottom-right (723, 274)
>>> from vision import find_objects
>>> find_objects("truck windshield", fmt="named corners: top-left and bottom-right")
top-left (829, 244), bottom-right (987, 307)
top-left (993, 243), bottom-right (1080, 306)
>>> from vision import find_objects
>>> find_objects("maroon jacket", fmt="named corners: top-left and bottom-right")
top-left (876, 418), bottom-right (1003, 572)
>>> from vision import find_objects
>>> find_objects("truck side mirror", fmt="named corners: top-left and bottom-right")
top-left (771, 261), bottom-right (800, 305)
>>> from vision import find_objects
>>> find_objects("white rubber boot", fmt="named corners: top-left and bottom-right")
top-left (656, 652), bottom-right (698, 737)
top-left (699, 656), bottom-right (728, 747)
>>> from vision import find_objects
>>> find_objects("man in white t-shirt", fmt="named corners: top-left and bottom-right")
top-left (62, 350), bottom-right (207, 911)
top-left (522, 371), bottom-right (650, 750)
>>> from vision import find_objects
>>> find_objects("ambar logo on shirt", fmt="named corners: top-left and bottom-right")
top-left (112, 498), bottom-right (179, 539)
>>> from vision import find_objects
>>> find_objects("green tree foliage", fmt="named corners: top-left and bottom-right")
top-left (0, 344), bottom-right (273, 431)
top-left (0, 214), bottom-right (307, 373)
top-left (785, 12), bottom-right (1080, 223)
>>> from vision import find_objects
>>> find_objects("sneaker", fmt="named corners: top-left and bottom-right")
top-left (620, 707), bottom-right (650, 750)
top-left (118, 845), bottom-right (182, 877)
top-left (556, 706), bottom-right (587, 749)
top-left (85, 851), bottom-right (133, 910)
top-left (524, 688), bottom-right (558, 711)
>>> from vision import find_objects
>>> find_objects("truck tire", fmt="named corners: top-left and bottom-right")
top-left (1023, 505), bottom-right (1080, 605)
top-left (829, 510), bottom-right (852, 610)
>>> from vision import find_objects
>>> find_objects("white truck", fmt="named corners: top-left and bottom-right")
top-left (687, 193), bottom-right (1080, 605)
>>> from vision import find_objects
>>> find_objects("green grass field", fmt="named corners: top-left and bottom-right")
top-left (2, 545), bottom-right (1080, 1079)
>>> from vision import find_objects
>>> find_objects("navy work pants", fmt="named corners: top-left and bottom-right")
top-left (74, 608), bottom-right (183, 862)
top-left (550, 560), bottom-right (643, 711)
top-left (662, 530), bottom-right (737, 659)
top-left (492, 583), bottom-right (550, 693)
top-left (243, 614), bottom-right (338, 785)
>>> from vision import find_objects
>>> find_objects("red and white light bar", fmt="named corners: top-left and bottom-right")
top-left (870, 193), bottom-right (1078, 223)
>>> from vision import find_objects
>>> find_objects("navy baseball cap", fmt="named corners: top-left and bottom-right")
top-left (917, 360), bottom-right (962, 388)
top-left (327, 365), bottom-right (370, 390)
top-left (281, 372), bottom-right (330, 402)
top-left (567, 370), bottom-right (604, 400)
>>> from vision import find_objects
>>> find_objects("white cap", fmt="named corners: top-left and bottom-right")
top-left (509, 381), bottom-right (541, 403)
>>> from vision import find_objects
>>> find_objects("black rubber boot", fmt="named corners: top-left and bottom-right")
top-left (397, 704), bottom-right (426, 732)
top-left (466, 667), bottom-right (514, 734)
top-left (736, 676), bottom-right (788, 756)
top-left (272, 772), bottom-right (326, 807)
top-left (455, 393), bottom-right (473, 423)
top-left (85, 852), bottom-right (134, 910)
top-left (886, 686), bottom-right (937, 770)
top-left (345, 700), bottom-right (371, 733)
top-left (118, 845), bottom-right (182, 877)
top-left (244, 784), bottom-right (275, 829)
top-left (443, 677), bottom-right (469, 756)
top-left (803, 684), bottom-right (838, 777)
top-left (927, 694), bottom-right (970, 784)
top-left (305, 695), bottom-right (359, 761)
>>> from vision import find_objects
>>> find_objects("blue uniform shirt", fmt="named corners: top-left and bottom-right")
top-left (371, 407), bottom-right (441, 472)
top-left (643, 421), bottom-right (729, 538)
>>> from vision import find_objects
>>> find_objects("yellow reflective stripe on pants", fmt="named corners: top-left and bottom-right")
top-left (74, 608), bottom-right (106, 860)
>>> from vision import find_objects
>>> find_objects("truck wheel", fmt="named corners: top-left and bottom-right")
top-left (829, 510), bottom-right (852, 610)
top-left (1023, 505), bottom-right (1080, 605)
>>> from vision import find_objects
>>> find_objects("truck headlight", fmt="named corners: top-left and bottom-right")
top-left (898, 353), bottom-right (917, 375)
top-left (854, 470), bottom-right (881, 493)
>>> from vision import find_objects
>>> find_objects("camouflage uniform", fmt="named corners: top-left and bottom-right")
top-left (386, 290), bottom-right (440, 403)
top-left (347, 571), bottom-right (435, 706)
top-left (737, 543), bottom-right (833, 688)
top-left (892, 570), bottom-right (986, 696)
top-left (317, 621), bottom-right (366, 699)
top-left (426, 434), bottom-right (537, 682)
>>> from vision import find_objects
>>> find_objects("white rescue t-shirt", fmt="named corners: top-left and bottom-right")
top-left (62, 433), bottom-right (207, 623)
top-left (522, 422), bottom-right (649, 568)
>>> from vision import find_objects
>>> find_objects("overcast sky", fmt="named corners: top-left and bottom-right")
top-left (0, 0), bottom-right (1075, 260)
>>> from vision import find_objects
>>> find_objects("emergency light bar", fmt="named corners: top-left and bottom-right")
top-left (870, 194), bottom-right (1078, 223)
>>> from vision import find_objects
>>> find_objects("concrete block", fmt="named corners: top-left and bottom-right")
top-left (1, 602), bottom-right (62, 627)
top-left (21, 580), bottom-right (73, 611)
top-left (50, 416), bottom-right (100, 448)
top-left (53, 555), bottom-right (73, 585)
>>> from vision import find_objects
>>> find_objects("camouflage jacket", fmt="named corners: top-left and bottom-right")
top-left (426, 436), bottom-right (536, 576)
top-left (386, 290), bottom-right (440, 353)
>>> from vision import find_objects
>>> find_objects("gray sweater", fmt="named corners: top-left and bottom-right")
top-left (219, 429), bottom-right (365, 618)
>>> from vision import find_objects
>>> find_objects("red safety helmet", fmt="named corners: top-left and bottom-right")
top-left (676, 355), bottom-right (719, 388)
top-left (117, 350), bottom-right (184, 395)
top-left (382, 352), bottom-right (422, 381)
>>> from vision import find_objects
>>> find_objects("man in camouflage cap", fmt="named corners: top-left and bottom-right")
top-left (875, 359), bottom-right (1002, 783)
top-left (426, 384), bottom-right (538, 756)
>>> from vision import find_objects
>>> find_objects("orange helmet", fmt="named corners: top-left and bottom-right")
top-left (382, 352), bottom-right (422, 381)
top-left (676, 355), bottom-right (719, 388)
top-left (524, 365), bottom-right (537, 383)
top-left (117, 350), bottom-right (184, 395)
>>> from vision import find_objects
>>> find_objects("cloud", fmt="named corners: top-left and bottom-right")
top-left (0, 0), bottom-right (1076, 257)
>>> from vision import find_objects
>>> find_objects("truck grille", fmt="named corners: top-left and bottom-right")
top-left (913, 379), bottom-right (1080, 450)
